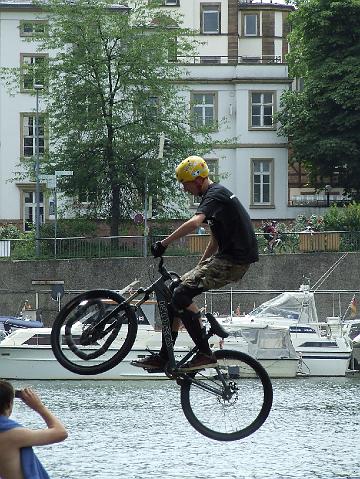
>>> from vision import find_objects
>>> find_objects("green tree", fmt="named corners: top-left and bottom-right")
top-left (27, 0), bottom-right (214, 235)
top-left (277, 0), bottom-right (360, 199)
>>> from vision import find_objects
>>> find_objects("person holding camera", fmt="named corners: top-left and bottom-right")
top-left (0, 380), bottom-right (68, 479)
top-left (132, 155), bottom-right (258, 371)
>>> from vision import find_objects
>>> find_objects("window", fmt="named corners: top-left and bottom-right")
top-left (23, 191), bottom-right (44, 232)
top-left (20, 54), bottom-right (47, 91)
top-left (249, 92), bottom-right (275, 129)
top-left (201, 4), bottom-right (221, 34)
top-left (251, 159), bottom-right (273, 206)
top-left (145, 96), bottom-right (160, 117)
top-left (19, 20), bottom-right (48, 37)
top-left (192, 159), bottom-right (219, 206)
top-left (244, 14), bottom-right (258, 36)
top-left (133, 95), bottom-right (160, 123)
top-left (164, 0), bottom-right (179, 5)
top-left (21, 114), bottom-right (45, 157)
top-left (191, 92), bottom-right (217, 130)
top-left (23, 334), bottom-right (87, 346)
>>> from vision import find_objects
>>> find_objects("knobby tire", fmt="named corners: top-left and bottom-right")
top-left (180, 349), bottom-right (273, 441)
top-left (50, 289), bottom-right (138, 375)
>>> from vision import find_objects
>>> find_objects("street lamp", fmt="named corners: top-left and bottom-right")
top-left (324, 184), bottom-right (331, 207)
top-left (34, 83), bottom-right (43, 257)
top-left (143, 133), bottom-right (171, 257)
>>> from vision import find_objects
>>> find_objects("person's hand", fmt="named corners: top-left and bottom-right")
top-left (151, 241), bottom-right (167, 258)
top-left (19, 388), bottom-right (47, 413)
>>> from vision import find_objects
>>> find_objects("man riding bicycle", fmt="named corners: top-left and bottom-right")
top-left (263, 220), bottom-right (279, 253)
top-left (132, 156), bottom-right (259, 371)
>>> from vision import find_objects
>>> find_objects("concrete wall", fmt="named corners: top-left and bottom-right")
top-left (0, 252), bottom-right (359, 325)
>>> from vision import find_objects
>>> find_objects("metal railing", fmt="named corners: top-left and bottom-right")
top-left (175, 55), bottom-right (283, 65)
top-left (1, 231), bottom-right (360, 260)
top-left (290, 195), bottom-right (352, 207)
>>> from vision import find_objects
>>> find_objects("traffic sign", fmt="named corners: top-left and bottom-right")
top-left (39, 174), bottom-right (55, 189)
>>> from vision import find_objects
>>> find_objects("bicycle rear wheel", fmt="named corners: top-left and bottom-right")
top-left (51, 290), bottom-right (138, 375)
top-left (180, 349), bottom-right (273, 441)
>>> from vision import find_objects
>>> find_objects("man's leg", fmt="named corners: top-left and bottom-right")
top-left (179, 307), bottom-right (212, 356)
top-left (171, 283), bottom-right (216, 369)
top-left (171, 257), bottom-right (251, 370)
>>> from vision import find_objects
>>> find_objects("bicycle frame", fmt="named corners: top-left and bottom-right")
top-left (85, 258), bottom-right (231, 397)
top-left (127, 263), bottom-right (197, 373)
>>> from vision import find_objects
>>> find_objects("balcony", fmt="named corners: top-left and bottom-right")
top-left (289, 195), bottom-right (352, 208)
top-left (175, 55), bottom-right (283, 65)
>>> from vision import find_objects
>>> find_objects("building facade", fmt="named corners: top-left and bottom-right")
top-left (160, 0), bottom-right (295, 220)
top-left (1, 0), bottom-right (316, 233)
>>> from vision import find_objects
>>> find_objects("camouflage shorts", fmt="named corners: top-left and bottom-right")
top-left (180, 257), bottom-right (250, 292)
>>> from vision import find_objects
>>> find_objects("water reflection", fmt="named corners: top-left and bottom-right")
top-left (10, 377), bottom-right (360, 479)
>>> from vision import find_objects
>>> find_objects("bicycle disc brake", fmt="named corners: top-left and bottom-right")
top-left (217, 381), bottom-right (239, 406)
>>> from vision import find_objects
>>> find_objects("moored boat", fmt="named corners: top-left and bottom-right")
top-left (214, 285), bottom-right (352, 377)
top-left (0, 321), bottom-right (300, 379)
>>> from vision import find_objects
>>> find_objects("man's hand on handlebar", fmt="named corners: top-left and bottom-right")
top-left (151, 241), bottom-right (167, 258)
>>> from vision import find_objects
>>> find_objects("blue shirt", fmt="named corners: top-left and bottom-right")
top-left (0, 415), bottom-right (50, 479)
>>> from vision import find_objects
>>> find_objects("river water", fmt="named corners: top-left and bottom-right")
top-left (9, 377), bottom-right (360, 479)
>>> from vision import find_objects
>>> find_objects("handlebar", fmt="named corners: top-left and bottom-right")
top-left (158, 256), bottom-right (180, 282)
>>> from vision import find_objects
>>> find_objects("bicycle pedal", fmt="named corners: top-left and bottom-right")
top-left (146, 368), bottom-right (164, 374)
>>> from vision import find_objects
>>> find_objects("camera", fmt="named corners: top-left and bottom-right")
top-left (14, 389), bottom-right (22, 399)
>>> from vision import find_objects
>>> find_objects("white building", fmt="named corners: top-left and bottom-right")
top-left (0, 0), bottom-right (301, 232)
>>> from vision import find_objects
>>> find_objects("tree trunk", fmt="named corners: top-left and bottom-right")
top-left (110, 184), bottom-right (121, 237)
top-left (104, 118), bottom-right (121, 237)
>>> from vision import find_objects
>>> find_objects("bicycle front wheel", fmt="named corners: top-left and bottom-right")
top-left (180, 349), bottom-right (273, 441)
top-left (51, 290), bottom-right (138, 375)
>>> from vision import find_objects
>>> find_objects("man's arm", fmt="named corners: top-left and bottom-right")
top-left (10, 388), bottom-right (68, 448)
top-left (200, 232), bottom-right (218, 262)
top-left (161, 214), bottom-right (206, 247)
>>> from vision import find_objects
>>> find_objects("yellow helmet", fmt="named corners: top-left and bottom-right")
top-left (175, 156), bottom-right (209, 183)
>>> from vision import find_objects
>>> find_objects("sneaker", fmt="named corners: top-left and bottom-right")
top-left (131, 354), bottom-right (167, 370)
top-left (179, 352), bottom-right (217, 371)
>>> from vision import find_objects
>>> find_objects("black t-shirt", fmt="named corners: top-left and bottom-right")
top-left (196, 183), bottom-right (259, 264)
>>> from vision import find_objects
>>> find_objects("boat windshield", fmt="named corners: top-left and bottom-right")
top-left (229, 326), bottom-right (298, 360)
top-left (249, 291), bottom-right (319, 324)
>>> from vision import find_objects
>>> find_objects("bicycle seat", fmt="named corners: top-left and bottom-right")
top-left (205, 313), bottom-right (229, 339)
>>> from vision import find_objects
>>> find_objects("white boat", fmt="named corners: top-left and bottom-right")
top-left (0, 299), bottom-right (44, 342)
top-left (215, 285), bottom-right (352, 377)
top-left (341, 319), bottom-right (360, 370)
top-left (0, 315), bottom-right (44, 342)
top-left (213, 323), bottom-right (300, 378)
top-left (0, 320), bottom-right (299, 379)
top-left (0, 325), bottom-right (186, 380)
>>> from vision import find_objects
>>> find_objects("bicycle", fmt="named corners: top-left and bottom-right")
top-left (50, 257), bottom-right (273, 442)
top-left (264, 236), bottom-right (280, 254)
